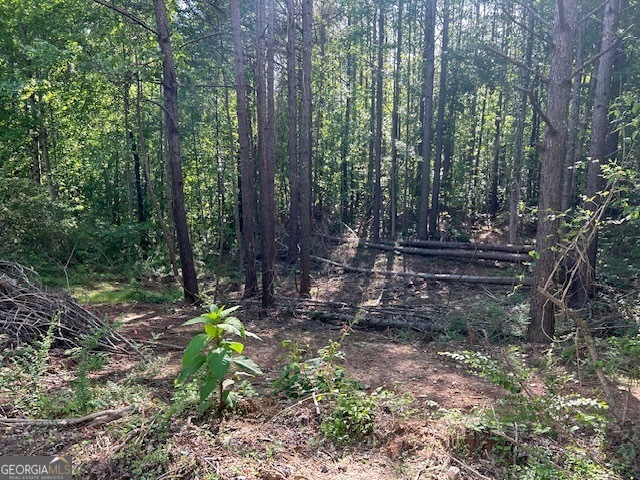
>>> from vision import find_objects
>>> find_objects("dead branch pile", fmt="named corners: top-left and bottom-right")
top-left (0, 261), bottom-right (130, 352)
top-left (244, 296), bottom-right (445, 334)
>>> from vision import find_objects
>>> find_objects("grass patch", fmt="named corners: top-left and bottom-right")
top-left (71, 282), bottom-right (181, 304)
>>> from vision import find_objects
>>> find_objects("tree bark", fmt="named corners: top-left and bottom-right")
top-left (572, 0), bottom-right (621, 309)
top-left (560, 19), bottom-right (584, 214)
top-left (134, 74), bottom-right (180, 284)
top-left (299, 0), bottom-right (313, 295)
top-left (418, 0), bottom-right (436, 240)
top-left (230, 0), bottom-right (258, 297)
top-left (257, 0), bottom-right (277, 308)
top-left (528, 0), bottom-right (577, 342)
top-left (390, 0), bottom-right (403, 239)
top-left (489, 91), bottom-right (503, 218)
top-left (429, 0), bottom-right (449, 236)
top-left (152, 0), bottom-right (199, 303)
top-left (372, 8), bottom-right (384, 241)
top-left (286, 0), bottom-right (299, 263)
top-left (509, 7), bottom-right (534, 244)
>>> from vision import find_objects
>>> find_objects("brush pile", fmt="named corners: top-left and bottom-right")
top-left (0, 261), bottom-right (128, 352)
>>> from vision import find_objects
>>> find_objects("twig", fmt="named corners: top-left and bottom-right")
top-left (445, 453), bottom-right (493, 480)
top-left (0, 405), bottom-right (136, 428)
top-left (90, 0), bottom-right (158, 36)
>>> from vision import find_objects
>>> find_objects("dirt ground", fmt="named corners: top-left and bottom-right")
top-left (1, 244), bottom-right (638, 479)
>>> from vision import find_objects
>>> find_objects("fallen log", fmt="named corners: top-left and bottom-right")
top-left (322, 235), bottom-right (534, 255)
top-left (320, 236), bottom-right (530, 263)
top-left (397, 239), bottom-right (534, 254)
top-left (312, 255), bottom-right (532, 286)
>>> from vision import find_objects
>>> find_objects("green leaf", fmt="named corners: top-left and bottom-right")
top-left (199, 376), bottom-right (218, 402)
top-left (218, 322), bottom-right (243, 337)
top-left (182, 333), bottom-right (209, 366)
top-left (197, 398), bottom-right (215, 414)
top-left (222, 341), bottom-right (244, 354)
top-left (220, 305), bottom-right (241, 318)
top-left (224, 317), bottom-right (245, 335)
top-left (207, 347), bottom-right (232, 381)
top-left (182, 316), bottom-right (211, 326)
top-left (177, 354), bottom-right (205, 383)
top-left (232, 356), bottom-right (263, 375)
top-left (222, 390), bottom-right (239, 408)
top-left (203, 312), bottom-right (221, 323)
top-left (205, 323), bottom-right (223, 338)
top-left (245, 330), bottom-right (262, 340)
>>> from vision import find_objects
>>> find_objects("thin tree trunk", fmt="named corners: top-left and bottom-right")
top-left (372, 8), bottom-right (384, 241)
top-left (257, 0), bottom-right (277, 308)
top-left (561, 20), bottom-right (585, 214)
top-left (287, 0), bottom-right (299, 263)
top-left (418, 0), bottom-right (436, 240)
top-left (428, 0), bottom-right (449, 236)
top-left (230, 0), bottom-right (258, 296)
top-left (299, 0), bottom-right (313, 295)
top-left (489, 92), bottom-right (503, 218)
top-left (390, 0), bottom-right (403, 239)
top-left (572, 0), bottom-right (621, 309)
top-left (528, 0), bottom-right (577, 342)
top-left (135, 75), bottom-right (181, 283)
top-left (152, 0), bottom-right (199, 303)
top-left (509, 8), bottom-right (534, 244)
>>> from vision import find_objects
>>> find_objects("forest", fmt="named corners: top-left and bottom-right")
top-left (1, 0), bottom-right (640, 478)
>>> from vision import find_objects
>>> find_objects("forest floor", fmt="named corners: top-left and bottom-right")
top-left (1, 237), bottom-right (639, 479)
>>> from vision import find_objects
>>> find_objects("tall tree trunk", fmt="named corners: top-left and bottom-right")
top-left (428, 0), bottom-right (449, 237)
top-left (509, 8), bottom-right (534, 243)
top-left (257, 0), bottom-right (277, 308)
top-left (287, 0), bottom-right (300, 263)
top-left (561, 19), bottom-right (585, 213)
top-left (572, 0), bottom-right (621, 309)
top-left (372, 8), bottom-right (384, 241)
top-left (299, 0), bottom-right (313, 295)
top-left (135, 75), bottom-right (180, 283)
top-left (528, 0), bottom-right (577, 342)
top-left (390, 0), bottom-right (403, 238)
top-left (230, 0), bottom-right (258, 296)
top-left (489, 92), bottom-right (503, 218)
top-left (152, 0), bottom-right (199, 303)
top-left (418, 0), bottom-right (436, 240)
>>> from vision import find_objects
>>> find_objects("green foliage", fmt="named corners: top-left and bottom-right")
top-left (320, 389), bottom-right (378, 445)
top-left (273, 339), bottom-right (358, 397)
top-left (274, 326), bottom-right (414, 447)
top-left (176, 304), bottom-right (262, 415)
top-left (603, 333), bottom-right (640, 381)
top-left (64, 324), bottom-right (111, 413)
top-left (1, 321), bottom-right (57, 416)
top-left (440, 348), bottom-right (619, 478)
top-left (0, 178), bottom-right (71, 263)
top-left (439, 349), bottom-right (524, 394)
top-left (0, 319), bottom-right (112, 417)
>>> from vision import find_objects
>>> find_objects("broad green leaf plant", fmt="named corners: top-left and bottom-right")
top-left (176, 305), bottom-right (262, 415)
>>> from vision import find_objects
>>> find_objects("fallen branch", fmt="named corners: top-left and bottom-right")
top-left (0, 405), bottom-right (136, 429)
top-left (312, 256), bottom-right (531, 286)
